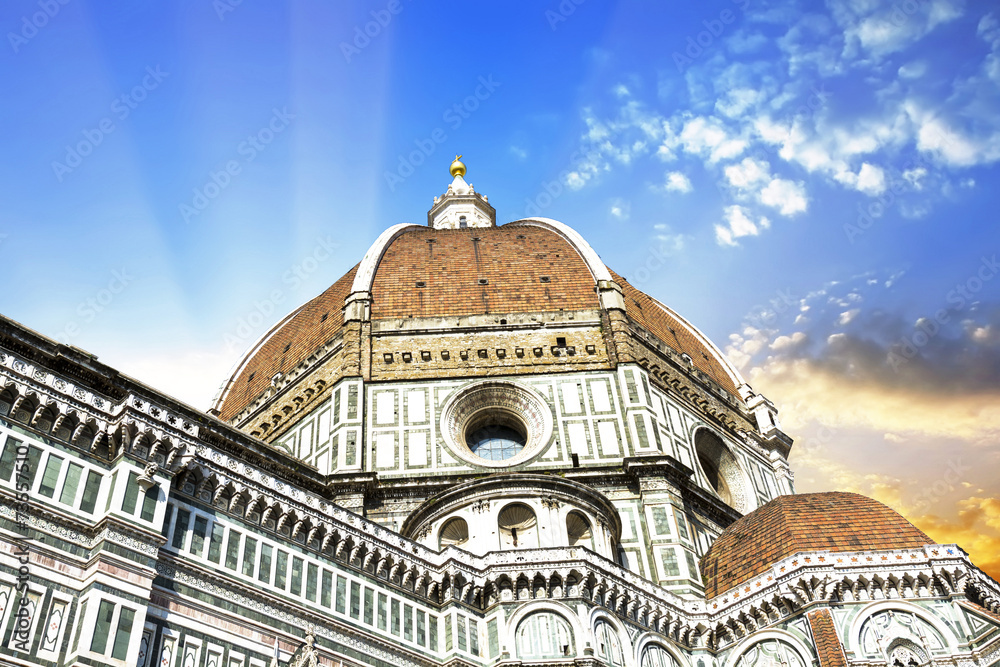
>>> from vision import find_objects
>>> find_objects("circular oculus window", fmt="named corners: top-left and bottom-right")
top-left (440, 381), bottom-right (554, 468)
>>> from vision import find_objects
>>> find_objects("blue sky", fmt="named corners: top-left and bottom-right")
top-left (2, 0), bottom-right (1000, 575)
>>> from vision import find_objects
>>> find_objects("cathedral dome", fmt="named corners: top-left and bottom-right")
top-left (213, 217), bottom-right (747, 426)
top-left (699, 492), bottom-right (934, 597)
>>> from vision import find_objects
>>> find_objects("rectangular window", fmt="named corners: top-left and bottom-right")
top-left (22, 445), bottom-right (43, 490)
top-left (80, 470), bottom-right (102, 514)
top-left (469, 619), bottom-right (479, 656)
top-left (350, 581), bottom-right (361, 619)
top-left (457, 615), bottom-right (467, 652)
top-left (651, 506), bottom-right (672, 535)
top-left (70, 599), bottom-right (88, 653)
top-left (140, 485), bottom-right (157, 521)
top-left (306, 563), bottom-right (318, 603)
top-left (191, 516), bottom-right (209, 556)
top-left (38, 453), bottom-right (64, 498)
top-left (274, 550), bottom-right (288, 589)
top-left (258, 544), bottom-right (272, 584)
top-left (403, 603), bottom-right (413, 642)
top-left (91, 600), bottom-right (115, 654)
top-left (429, 616), bottom-right (438, 652)
top-left (391, 599), bottom-right (400, 636)
top-left (171, 509), bottom-right (191, 550)
top-left (685, 550), bottom-right (700, 580)
top-left (0, 437), bottom-right (22, 481)
top-left (59, 462), bottom-right (83, 505)
top-left (417, 610), bottom-right (426, 646)
top-left (225, 530), bottom-right (242, 570)
top-left (364, 588), bottom-right (374, 626)
top-left (321, 570), bottom-right (332, 608)
top-left (207, 523), bottom-right (225, 563)
top-left (377, 593), bottom-right (387, 631)
top-left (487, 619), bottom-right (498, 658)
top-left (675, 511), bottom-right (690, 540)
top-left (111, 607), bottom-right (135, 659)
top-left (290, 557), bottom-right (303, 596)
top-left (121, 471), bottom-right (140, 513)
top-left (160, 504), bottom-right (174, 537)
top-left (241, 538), bottom-right (258, 577)
top-left (661, 548), bottom-right (680, 576)
top-left (335, 577), bottom-right (347, 614)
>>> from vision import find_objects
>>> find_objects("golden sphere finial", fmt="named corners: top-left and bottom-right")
top-left (450, 154), bottom-right (466, 178)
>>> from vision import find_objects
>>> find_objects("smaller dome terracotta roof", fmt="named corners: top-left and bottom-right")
top-left (700, 492), bottom-right (933, 598)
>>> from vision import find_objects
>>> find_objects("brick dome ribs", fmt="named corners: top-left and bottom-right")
top-left (215, 221), bottom-right (745, 431)
top-left (369, 225), bottom-right (600, 320)
top-left (699, 492), bottom-right (934, 598)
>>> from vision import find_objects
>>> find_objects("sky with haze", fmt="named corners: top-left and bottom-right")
top-left (1, 1), bottom-right (999, 579)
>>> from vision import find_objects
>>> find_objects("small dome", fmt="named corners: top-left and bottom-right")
top-left (699, 492), bottom-right (933, 597)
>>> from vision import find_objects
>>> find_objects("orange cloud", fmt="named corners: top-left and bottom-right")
top-left (750, 357), bottom-right (1000, 443)
top-left (908, 496), bottom-right (1000, 582)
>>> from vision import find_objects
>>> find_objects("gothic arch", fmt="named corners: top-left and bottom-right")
top-left (722, 630), bottom-right (813, 667)
top-left (505, 600), bottom-right (585, 661)
top-left (847, 601), bottom-right (956, 659)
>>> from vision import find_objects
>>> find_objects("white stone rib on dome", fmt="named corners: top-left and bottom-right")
top-left (210, 303), bottom-right (308, 413)
top-left (645, 293), bottom-right (747, 395)
top-left (509, 217), bottom-right (614, 283)
top-left (350, 223), bottom-right (423, 294)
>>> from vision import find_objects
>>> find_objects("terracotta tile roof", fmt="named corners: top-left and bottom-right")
top-left (807, 609), bottom-right (848, 667)
top-left (700, 492), bottom-right (934, 598)
top-left (370, 225), bottom-right (600, 320)
top-left (216, 264), bottom-right (359, 422)
top-left (610, 270), bottom-right (739, 396)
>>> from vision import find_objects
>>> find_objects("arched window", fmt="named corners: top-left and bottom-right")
top-left (498, 503), bottom-right (537, 549)
top-left (733, 639), bottom-right (807, 667)
top-left (693, 429), bottom-right (752, 512)
top-left (516, 611), bottom-right (573, 659)
top-left (595, 619), bottom-right (625, 667)
top-left (566, 511), bottom-right (593, 549)
top-left (438, 517), bottom-right (469, 550)
top-left (859, 610), bottom-right (946, 660)
top-left (642, 643), bottom-right (680, 667)
top-left (459, 216), bottom-right (468, 228)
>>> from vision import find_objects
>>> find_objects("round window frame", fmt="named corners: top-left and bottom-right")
top-left (439, 380), bottom-right (554, 469)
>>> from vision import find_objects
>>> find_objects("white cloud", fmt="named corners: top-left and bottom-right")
top-left (663, 171), bottom-right (693, 193)
top-left (679, 116), bottom-right (747, 163)
top-left (771, 331), bottom-right (807, 350)
top-left (760, 178), bottom-right (809, 215)
top-left (856, 163), bottom-right (887, 195)
top-left (609, 199), bottom-right (631, 220)
top-left (898, 61), bottom-right (928, 79)
top-left (724, 157), bottom-right (771, 189)
top-left (838, 308), bottom-right (860, 325)
top-left (715, 205), bottom-right (770, 246)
